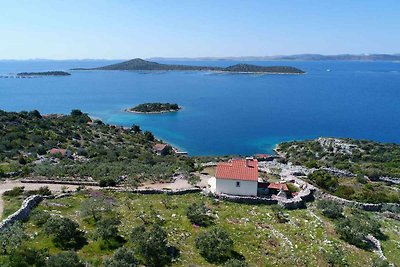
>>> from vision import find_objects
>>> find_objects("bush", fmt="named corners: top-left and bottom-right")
top-left (195, 226), bottom-right (233, 263)
top-left (30, 210), bottom-right (51, 226)
top-left (8, 247), bottom-right (48, 267)
top-left (271, 205), bottom-right (289, 223)
top-left (0, 222), bottom-right (26, 255)
top-left (70, 109), bottom-right (83, 116)
top-left (26, 186), bottom-right (52, 196)
top-left (286, 183), bottom-right (299, 193)
top-left (3, 186), bottom-right (24, 197)
top-left (103, 247), bottom-right (137, 267)
top-left (96, 217), bottom-right (120, 240)
top-left (356, 174), bottom-right (368, 184)
top-left (335, 185), bottom-right (355, 199)
top-left (186, 202), bottom-right (212, 226)
top-left (317, 200), bottom-right (343, 219)
top-left (335, 211), bottom-right (384, 250)
top-left (308, 170), bottom-right (338, 192)
top-left (99, 177), bottom-right (117, 187)
top-left (324, 245), bottom-right (348, 267)
top-left (44, 216), bottom-right (86, 249)
top-left (46, 251), bottom-right (84, 267)
top-left (131, 223), bottom-right (171, 266)
top-left (144, 131), bottom-right (155, 142)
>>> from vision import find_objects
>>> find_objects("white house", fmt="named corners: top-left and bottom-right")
top-left (214, 158), bottom-right (259, 196)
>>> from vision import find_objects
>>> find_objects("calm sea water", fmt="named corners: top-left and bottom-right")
top-left (1, 59), bottom-right (400, 155)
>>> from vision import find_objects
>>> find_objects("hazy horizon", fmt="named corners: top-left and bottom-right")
top-left (1, 53), bottom-right (400, 61)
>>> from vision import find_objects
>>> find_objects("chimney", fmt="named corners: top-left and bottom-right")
top-left (245, 157), bottom-right (253, 167)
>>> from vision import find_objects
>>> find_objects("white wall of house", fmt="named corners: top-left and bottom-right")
top-left (215, 178), bottom-right (258, 196)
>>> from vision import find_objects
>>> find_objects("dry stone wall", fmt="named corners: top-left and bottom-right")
top-left (0, 195), bottom-right (42, 231)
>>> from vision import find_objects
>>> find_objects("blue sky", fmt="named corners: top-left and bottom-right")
top-left (1, 0), bottom-right (399, 59)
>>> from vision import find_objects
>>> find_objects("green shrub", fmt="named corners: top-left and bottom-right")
top-left (356, 174), bottom-right (368, 184)
top-left (44, 216), bottom-right (86, 249)
top-left (334, 211), bottom-right (384, 250)
top-left (195, 226), bottom-right (233, 263)
top-left (317, 200), bottom-right (343, 219)
top-left (335, 185), bottom-right (355, 199)
top-left (46, 251), bottom-right (84, 267)
top-left (3, 186), bottom-right (24, 197)
top-left (324, 245), bottom-right (348, 267)
top-left (26, 186), bottom-right (52, 196)
top-left (186, 202), bottom-right (212, 226)
top-left (8, 247), bottom-right (48, 267)
top-left (103, 247), bottom-right (137, 267)
top-left (130, 223), bottom-right (171, 266)
top-left (308, 170), bottom-right (338, 192)
top-left (99, 177), bottom-right (117, 187)
top-left (30, 210), bottom-right (51, 226)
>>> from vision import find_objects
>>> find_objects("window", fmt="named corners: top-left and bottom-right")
top-left (236, 181), bottom-right (240, 187)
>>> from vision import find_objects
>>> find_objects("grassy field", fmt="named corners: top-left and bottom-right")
top-left (1, 194), bottom-right (24, 219)
top-left (4, 190), bottom-right (400, 266)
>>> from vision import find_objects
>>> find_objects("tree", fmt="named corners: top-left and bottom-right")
top-left (131, 124), bottom-right (142, 134)
top-left (335, 211), bottom-right (384, 250)
top-left (144, 131), bottom-right (155, 142)
top-left (29, 110), bottom-right (42, 119)
top-left (70, 109), bottom-right (83, 116)
top-left (95, 217), bottom-right (123, 248)
top-left (131, 223), bottom-right (171, 266)
top-left (195, 226), bottom-right (233, 263)
top-left (43, 216), bottom-right (85, 249)
top-left (317, 200), bottom-right (343, 219)
top-left (80, 193), bottom-right (114, 222)
top-left (103, 247), bottom-right (137, 267)
top-left (0, 222), bottom-right (26, 255)
top-left (46, 251), bottom-right (84, 267)
top-left (186, 202), bottom-right (212, 226)
top-left (308, 170), bottom-right (338, 192)
top-left (8, 247), bottom-right (48, 267)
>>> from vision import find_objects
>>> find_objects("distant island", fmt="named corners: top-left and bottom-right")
top-left (72, 58), bottom-right (305, 74)
top-left (126, 103), bottom-right (181, 114)
top-left (149, 53), bottom-right (400, 62)
top-left (17, 71), bottom-right (71, 76)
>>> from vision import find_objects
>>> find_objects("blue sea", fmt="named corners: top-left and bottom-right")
top-left (1, 59), bottom-right (400, 155)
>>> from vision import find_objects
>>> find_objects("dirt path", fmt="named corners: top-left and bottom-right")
top-left (0, 180), bottom-right (99, 217)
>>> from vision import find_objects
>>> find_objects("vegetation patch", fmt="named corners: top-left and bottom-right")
top-left (0, 191), bottom-right (398, 266)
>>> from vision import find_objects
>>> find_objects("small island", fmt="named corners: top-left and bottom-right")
top-left (17, 71), bottom-right (71, 76)
top-left (72, 58), bottom-right (306, 74)
top-left (126, 103), bottom-right (181, 114)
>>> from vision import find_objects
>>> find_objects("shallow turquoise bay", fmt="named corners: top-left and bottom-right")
top-left (1, 60), bottom-right (399, 155)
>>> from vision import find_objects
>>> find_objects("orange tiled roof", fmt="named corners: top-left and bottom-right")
top-left (48, 148), bottom-right (67, 155)
top-left (215, 159), bottom-right (258, 181)
top-left (153, 143), bottom-right (168, 151)
top-left (267, 183), bottom-right (289, 191)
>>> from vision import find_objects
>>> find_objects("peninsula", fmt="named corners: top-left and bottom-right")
top-left (17, 71), bottom-right (71, 76)
top-left (126, 102), bottom-right (181, 114)
top-left (72, 58), bottom-right (305, 74)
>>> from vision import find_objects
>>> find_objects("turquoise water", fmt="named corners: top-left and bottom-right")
top-left (1, 60), bottom-right (400, 155)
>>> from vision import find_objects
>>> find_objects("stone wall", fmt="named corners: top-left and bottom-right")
top-left (208, 192), bottom-right (278, 205)
top-left (206, 185), bottom-right (315, 209)
top-left (0, 195), bottom-right (42, 231)
top-left (21, 179), bottom-right (99, 186)
top-left (127, 188), bottom-right (202, 195)
top-left (278, 185), bottom-right (316, 209)
top-left (314, 190), bottom-right (400, 213)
